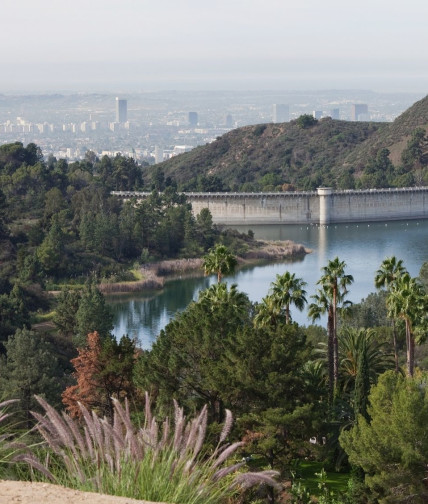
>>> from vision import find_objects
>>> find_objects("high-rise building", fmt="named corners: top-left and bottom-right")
top-left (330, 108), bottom-right (340, 120)
top-left (115, 97), bottom-right (127, 123)
top-left (272, 104), bottom-right (289, 123)
top-left (188, 111), bottom-right (198, 127)
top-left (225, 114), bottom-right (233, 128)
top-left (313, 110), bottom-right (323, 119)
top-left (155, 146), bottom-right (164, 164)
top-left (351, 104), bottom-right (369, 121)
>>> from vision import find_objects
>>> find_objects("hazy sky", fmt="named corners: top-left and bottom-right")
top-left (2, 0), bottom-right (428, 92)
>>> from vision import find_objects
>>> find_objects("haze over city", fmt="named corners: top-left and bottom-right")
top-left (2, 0), bottom-right (428, 93)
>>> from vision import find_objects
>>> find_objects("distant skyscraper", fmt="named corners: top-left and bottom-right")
top-left (188, 111), bottom-right (198, 127)
top-left (330, 108), bottom-right (340, 120)
top-left (225, 114), bottom-right (233, 128)
top-left (351, 104), bottom-right (369, 121)
top-left (115, 97), bottom-right (127, 123)
top-left (155, 146), bottom-right (164, 164)
top-left (313, 110), bottom-right (323, 119)
top-left (272, 104), bottom-right (289, 123)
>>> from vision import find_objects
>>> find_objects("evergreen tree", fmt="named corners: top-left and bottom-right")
top-left (134, 283), bottom-right (252, 420)
top-left (353, 339), bottom-right (370, 421)
top-left (0, 284), bottom-right (31, 346)
top-left (341, 371), bottom-right (428, 503)
top-left (37, 213), bottom-right (66, 275)
top-left (74, 281), bottom-right (113, 346)
top-left (0, 328), bottom-right (60, 425)
top-left (0, 189), bottom-right (8, 240)
top-left (53, 289), bottom-right (82, 339)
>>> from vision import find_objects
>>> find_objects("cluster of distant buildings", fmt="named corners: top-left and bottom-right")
top-left (272, 103), bottom-right (369, 123)
top-left (0, 94), bottom-right (373, 162)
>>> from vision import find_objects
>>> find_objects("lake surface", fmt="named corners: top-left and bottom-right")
top-left (110, 219), bottom-right (428, 348)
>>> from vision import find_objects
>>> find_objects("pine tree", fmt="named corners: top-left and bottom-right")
top-left (0, 328), bottom-right (60, 425)
top-left (74, 281), bottom-right (113, 346)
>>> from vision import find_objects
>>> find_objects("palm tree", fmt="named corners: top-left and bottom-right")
top-left (374, 257), bottom-right (406, 290)
top-left (202, 244), bottom-right (238, 283)
top-left (254, 271), bottom-right (307, 329)
top-left (386, 272), bottom-right (427, 377)
top-left (198, 282), bottom-right (250, 321)
top-left (308, 285), bottom-right (335, 402)
top-left (310, 257), bottom-right (353, 399)
top-left (253, 295), bottom-right (284, 328)
top-left (338, 327), bottom-right (395, 397)
top-left (375, 257), bottom-right (407, 372)
top-left (270, 271), bottom-right (307, 325)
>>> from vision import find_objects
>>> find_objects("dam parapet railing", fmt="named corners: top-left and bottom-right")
top-left (111, 187), bottom-right (428, 225)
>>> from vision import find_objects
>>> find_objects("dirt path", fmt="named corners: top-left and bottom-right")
top-left (0, 480), bottom-right (169, 504)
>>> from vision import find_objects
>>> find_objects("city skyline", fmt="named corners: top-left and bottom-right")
top-left (1, 0), bottom-right (428, 93)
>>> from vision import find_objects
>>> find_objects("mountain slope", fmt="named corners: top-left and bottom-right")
top-left (343, 94), bottom-right (428, 169)
top-left (147, 95), bottom-right (428, 191)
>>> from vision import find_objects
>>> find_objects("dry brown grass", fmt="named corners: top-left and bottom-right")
top-left (153, 258), bottom-right (203, 276)
top-left (98, 241), bottom-right (308, 294)
top-left (243, 240), bottom-right (309, 260)
top-left (98, 269), bottom-right (164, 294)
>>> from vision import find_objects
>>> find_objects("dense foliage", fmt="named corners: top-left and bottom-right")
top-left (340, 371), bottom-right (428, 503)
top-left (1, 138), bottom-right (428, 503)
top-left (0, 142), bottom-right (251, 341)
top-left (0, 254), bottom-right (427, 503)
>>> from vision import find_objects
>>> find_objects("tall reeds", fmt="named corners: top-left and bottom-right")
top-left (16, 394), bottom-right (279, 503)
top-left (0, 399), bottom-right (20, 477)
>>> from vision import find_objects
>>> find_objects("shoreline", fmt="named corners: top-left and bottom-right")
top-left (99, 240), bottom-right (309, 295)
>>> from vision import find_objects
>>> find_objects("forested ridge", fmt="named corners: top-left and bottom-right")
top-left (148, 94), bottom-right (428, 192)
top-left (0, 141), bottom-right (260, 338)
top-left (0, 140), bottom-right (428, 503)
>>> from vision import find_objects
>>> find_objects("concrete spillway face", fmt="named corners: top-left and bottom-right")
top-left (317, 187), bottom-right (333, 225)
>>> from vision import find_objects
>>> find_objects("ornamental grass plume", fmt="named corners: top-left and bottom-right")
top-left (16, 393), bottom-right (280, 504)
top-left (0, 399), bottom-right (20, 477)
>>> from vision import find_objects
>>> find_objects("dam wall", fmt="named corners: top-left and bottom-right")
top-left (112, 187), bottom-right (428, 225)
top-left (189, 192), bottom-right (320, 225)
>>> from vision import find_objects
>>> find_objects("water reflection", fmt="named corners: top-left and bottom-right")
top-left (109, 276), bottom-right (212, 348)
top-left (110, 220), bottom-right (428, 348)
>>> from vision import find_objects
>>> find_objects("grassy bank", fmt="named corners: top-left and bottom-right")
top-left (99, 240), bottom-right (309, 295)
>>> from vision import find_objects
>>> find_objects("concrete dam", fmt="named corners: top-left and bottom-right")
top-left (112, 187), bottom-right (428, 225)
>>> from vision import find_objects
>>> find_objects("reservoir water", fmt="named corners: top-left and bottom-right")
top-left (110, 220), bottom-right (428, 348)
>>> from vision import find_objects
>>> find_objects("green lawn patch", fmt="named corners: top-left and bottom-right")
top-left (297, 461), bottom-right (349, 495)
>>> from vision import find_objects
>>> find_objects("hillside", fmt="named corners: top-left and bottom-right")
top-left (147, 95), bottom-right (428, 191)
top-left (342, 94), bottom-right (428, 169)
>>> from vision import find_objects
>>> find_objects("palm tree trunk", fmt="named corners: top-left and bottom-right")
top-left (327, 307), bottom-right (334, 405)
top-left (406, 321), bottom-right (415, 377)
top-left (409, 334), bottom-right (415, 378)
top-left (332, 288), bottom-right (338, 396)
top-left (392, 319), bottom-right (399, 373)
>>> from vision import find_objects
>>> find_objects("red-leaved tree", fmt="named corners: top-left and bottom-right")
top-left (62, 331), bottom-right (137, 419)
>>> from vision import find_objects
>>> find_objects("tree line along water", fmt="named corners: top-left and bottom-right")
top-left (110, 219), bottom-right (428, 348)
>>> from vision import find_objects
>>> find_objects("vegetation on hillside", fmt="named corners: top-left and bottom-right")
top-left (0, 251), bottom-right (427, 503)
top-left (146, 95), bottom-right (428, 191)
top-left (0, 141), bottom-right (267, 344)
top-left (1, 97), bottom-right (428, 503)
